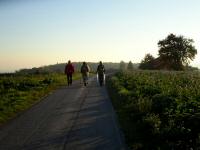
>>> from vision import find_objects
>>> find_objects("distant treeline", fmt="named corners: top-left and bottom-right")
top-left (0, 73), bottom-right (15, 77)
top-left (16, 62), bottom-right (138, 74)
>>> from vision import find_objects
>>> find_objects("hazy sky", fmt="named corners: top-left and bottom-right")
top-left (0, 0), bottom-right (200, 72)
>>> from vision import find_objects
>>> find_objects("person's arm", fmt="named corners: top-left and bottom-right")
top-left (87, 65), bottom-right (90, 72)
top-left (96, 65), bottom-right (99, 73)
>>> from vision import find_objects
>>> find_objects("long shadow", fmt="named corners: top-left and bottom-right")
top-left (22, 93), bottom-right (120, 150)
top-left (63, 92), bottom-right (119, 149)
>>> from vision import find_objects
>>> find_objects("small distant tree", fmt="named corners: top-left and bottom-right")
top-left (141, 54), bottom-right (155, 64)
top-left (139, 53), bottom-right (155, 70)
top-left (158, 33), bottom-right (197, 70)
top-left (119, 61), bottom-right (126, 71)
top-left (127, 61), bottom-right (134, 71)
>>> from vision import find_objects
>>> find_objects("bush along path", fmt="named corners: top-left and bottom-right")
top-left (107, 71), bottom-right (200, 150)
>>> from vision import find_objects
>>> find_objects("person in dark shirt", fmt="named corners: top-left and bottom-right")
top-left (65, 60), bottom-right (75, 86)
top-left (97, 61), bottom-right (105, 86)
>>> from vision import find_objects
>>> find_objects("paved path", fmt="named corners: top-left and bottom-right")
top-left (0, 77), bottom-right (126, 150)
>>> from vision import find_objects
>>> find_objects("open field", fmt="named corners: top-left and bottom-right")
top-left (107, 70), bottom-right (200, 150)
top-left (0, 73), bottom-right (81, 125)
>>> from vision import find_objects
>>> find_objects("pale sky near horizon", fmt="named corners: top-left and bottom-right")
top-left (0, 0), bottom-right (200, 72)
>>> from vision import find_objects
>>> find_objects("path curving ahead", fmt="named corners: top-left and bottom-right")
top-left (0, 77), bottom-right (126, 150)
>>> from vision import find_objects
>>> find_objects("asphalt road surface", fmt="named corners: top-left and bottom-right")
top-left (0, 77), bottom-right (126, 150)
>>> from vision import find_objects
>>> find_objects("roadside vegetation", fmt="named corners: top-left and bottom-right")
top-left (0, 72), bottom-right (81, 125)
top-left (107, 70), bottom-right (200, 150)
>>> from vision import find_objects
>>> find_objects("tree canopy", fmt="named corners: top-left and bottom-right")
top-left (158, 33), bottom-right (197, 70)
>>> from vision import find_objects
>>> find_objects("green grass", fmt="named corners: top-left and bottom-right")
top-left (107, 70), bottom-right (200, 150)
top-left (0, 72), bottom-right (81, 125)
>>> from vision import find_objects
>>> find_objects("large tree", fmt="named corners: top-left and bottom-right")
top-left (158, 34), bottom-right (197, 70)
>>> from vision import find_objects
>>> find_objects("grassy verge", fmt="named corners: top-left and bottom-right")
top-left (0, 72), bottom-right (81, 125)
top-left (107, 70), bottom-right (200, 150)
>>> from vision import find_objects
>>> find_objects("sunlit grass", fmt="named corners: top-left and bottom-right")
top-left (0, 72), bottom-right (81, 125)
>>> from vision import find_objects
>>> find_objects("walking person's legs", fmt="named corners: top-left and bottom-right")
top-left (69, 74), bottom-right (72, 85)
top-left (82, 74), bottom-right (87, 86)
top-left (67, 74), bottom-right (70, 86)
top-left (98, 73), bottom-right (103, 86)
top-left (86, 72), bottom-right (89, 84)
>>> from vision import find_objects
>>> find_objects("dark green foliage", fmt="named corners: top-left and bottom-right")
top-left (151, 94), bottom-right (174, 114)
top-left (139, 53), bottom-right (156, 70)
top-left (107, 71), bottom-right (200, 149)
top-left (158, 34), bottom-right (197, 70)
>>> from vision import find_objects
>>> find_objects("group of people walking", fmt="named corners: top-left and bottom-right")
top-left (64, 61), bottom-right (105, 86)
